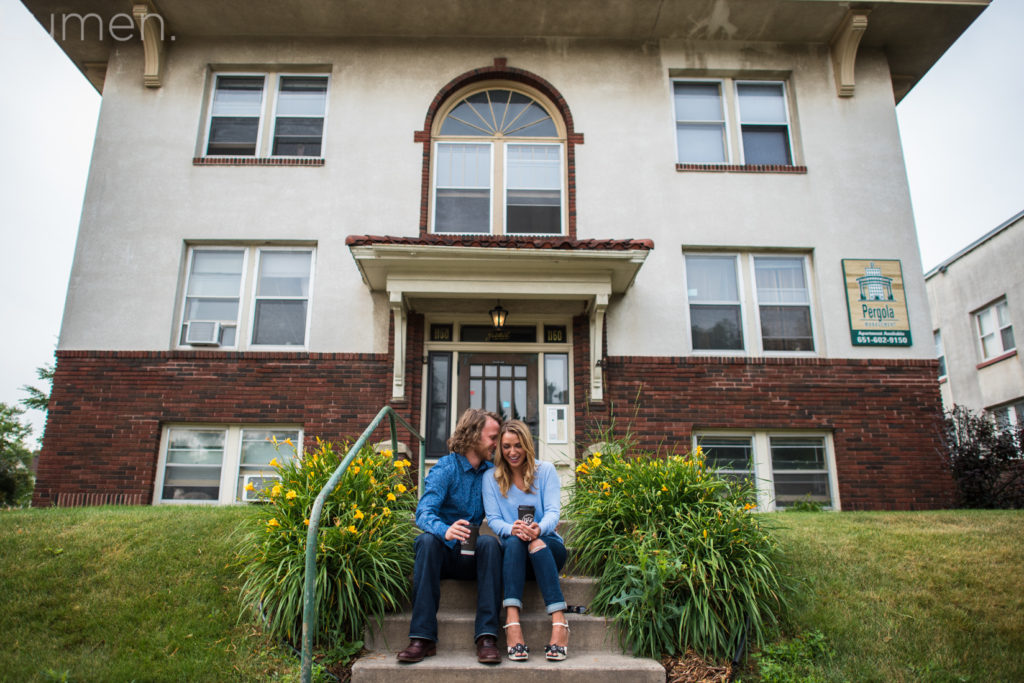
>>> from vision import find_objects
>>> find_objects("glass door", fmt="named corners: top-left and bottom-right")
top-left (457, 353), bottom-right (539, 440)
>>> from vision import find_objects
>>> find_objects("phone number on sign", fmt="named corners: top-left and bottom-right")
top-left (857, 334), bottom-right (909, 345)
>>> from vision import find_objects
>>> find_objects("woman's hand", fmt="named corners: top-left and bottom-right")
top-left (511, 519), bottom-right (533, 541)
top-left (512, 520), bottom-right (541, 541)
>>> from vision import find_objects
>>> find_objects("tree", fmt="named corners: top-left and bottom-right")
top-left (20, 362), bottom-right (54, 413)
top-left (0, 402), bottom-right (35, 506)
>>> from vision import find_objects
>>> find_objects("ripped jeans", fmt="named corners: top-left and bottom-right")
top-left (501, 533), bottom-right (567, 614)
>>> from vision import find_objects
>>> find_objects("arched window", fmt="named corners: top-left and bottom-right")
top-left (432, 86), bottom-right (565, 235)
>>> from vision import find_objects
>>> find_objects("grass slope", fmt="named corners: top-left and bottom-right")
top-left (1, 507), bottom-right (1022, 682)
top-left (772, 510), bottom-right (1024, 682)
top-left (0, 505), bottom-right (293, 682)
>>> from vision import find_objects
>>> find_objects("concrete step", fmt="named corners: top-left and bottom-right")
top-left (426, 576), bottom-right (596, 612)
top-left (352, 650), bottom-right (665, 683)
top-left (365, 610), bottom-right (622, 654)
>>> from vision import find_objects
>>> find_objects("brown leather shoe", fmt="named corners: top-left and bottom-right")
top-left (476, 634), bottom-right (501, 664)
top-left (396, 638), bottom-right (436, 663)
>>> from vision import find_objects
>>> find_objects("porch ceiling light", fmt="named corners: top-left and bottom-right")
top-left (489, 302), bottom-right (509, 330)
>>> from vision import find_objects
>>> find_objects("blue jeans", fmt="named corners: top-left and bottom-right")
top-left (501, 534), bottom-right (567, 614)
top-left (408, 532), bottom-right (502, 642)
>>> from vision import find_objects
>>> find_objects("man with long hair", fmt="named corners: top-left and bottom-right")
top-left (397, 408), bottom-right (504, 665)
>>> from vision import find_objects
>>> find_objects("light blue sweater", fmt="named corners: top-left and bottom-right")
top-left (482, 460), bottom-right (562, 541)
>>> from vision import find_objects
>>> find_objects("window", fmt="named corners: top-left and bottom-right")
top-left (934, 330), bottom-right (947, 379)
top-left (155, 426), bottom-right (301, 504)
top-left (696, 432), bottom-right (837, 511)
top-left (686, 255), bottom-right (744, 351)
top-left (178, 246), bottom-right (315, 350)
top-left (754, 256), bottom-right (814, 352)
top-left (975, 299), bottom-right (1015, 361)
top-left (990, 400), bottom-right (1024, 432)
top-left (683, 252), bottom-right (816, 354)
top-left (205, 73), bottom-right (328, 157)
top-left (700, 436), bottom-right (754, 486)
top-left (674, 79), bottom-right (794, 165)
top-left (432, 88), bottom-right (564, 235)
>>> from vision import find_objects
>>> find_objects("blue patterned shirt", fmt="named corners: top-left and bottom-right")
top-left (415, 452), bottom-right (494, 548)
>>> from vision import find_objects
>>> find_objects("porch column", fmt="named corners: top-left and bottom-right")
top-left (390, 292), bottom-right (407, 401)
top-left (589, 294), bottom-right (608, 402)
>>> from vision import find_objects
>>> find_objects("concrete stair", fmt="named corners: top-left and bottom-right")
top-left (352, 575), bottom-right (665, 682)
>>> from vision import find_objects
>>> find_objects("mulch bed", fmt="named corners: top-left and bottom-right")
top-left (662, 650), bottom-right (733, 683)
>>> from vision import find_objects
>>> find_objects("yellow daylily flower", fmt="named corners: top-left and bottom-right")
top-left (386, 493), bottom-right (397, 502)
top-left (266, 518), bottom-right (280, 529)
top-left (347, 525), bottom-right (357, 534)
top-left (285, 490), bottom-right (297, 500)
top-left (402, 459), bottom-right (412, 467)
top-left (351, 466), bottom-right (360, 475)
top-left (269, 458), bottom-right (280, 468)
top-left (284, 438), bottom-right (293, 447)
top-left (383, 449), bottom-right (394, 458)
top-left (303, 519), bottom-right (310, 526)
top-left (354, 509), bottom-right (365, 520)
top-left (382, 507), bottom-right (391, 516)
top-left (395, 484), bottom-right (407, 494)
top-left (244, 482), bottom-right (255, 492)
top-left (270, 484), bottom-right (282, 498)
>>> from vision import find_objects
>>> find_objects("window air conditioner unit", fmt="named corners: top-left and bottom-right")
top-left (186, 321), bottom-right (221, 346)
top-left (242, 474), bottom-right (278, 502)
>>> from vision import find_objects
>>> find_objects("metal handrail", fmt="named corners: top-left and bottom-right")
top-left (300, 406), bottom-right (425, 683)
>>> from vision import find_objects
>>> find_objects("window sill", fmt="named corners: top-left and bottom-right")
top-left (976, 349), bottom-right (1017, 370)
top-left (676, 163), bottom-right (807, 174)
top-left (192, 157), bottom-right (325, 167)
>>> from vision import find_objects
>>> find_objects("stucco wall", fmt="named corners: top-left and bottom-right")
top-left (59, 36), bottom-right (932, 361)
top-left (926, 217), bottom-right (1024, 412)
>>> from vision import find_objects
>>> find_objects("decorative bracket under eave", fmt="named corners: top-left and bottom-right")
top-left (133, 2), bottom-right (166, 88)
top-left (830, 9), bottom-right (870, 98)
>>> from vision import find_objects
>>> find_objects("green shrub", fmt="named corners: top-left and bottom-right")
top-left (235, 438), bottom-right (418, 647)
top-left (566, 441), bottom-right (788, 659)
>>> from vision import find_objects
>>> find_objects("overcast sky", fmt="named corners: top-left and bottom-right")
top-left (1, 0), bottom-right (1022, 440)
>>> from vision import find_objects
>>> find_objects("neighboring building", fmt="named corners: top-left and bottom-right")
top-left (25, 0), bottom-right (987, 512)
top-left (926, 210), bottom-right (1024, 428)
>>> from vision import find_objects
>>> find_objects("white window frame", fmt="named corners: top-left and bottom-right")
top-left (750, 253), bottom-right (818, 355)
top-left (732, 80), bottom-right (795, 166)
top-left (694, 430), bottom-right (839, 512)
top-left (432, 141), bottom-right (495, 235)
top-left (974, 298), bottom-right (1015, 361)
top-left (934, 329), bottom-right (947, 380)
top-left (153, 425), bottom-right (303, 505)
top-left (672, 77), bottom-right (796, 165)
top-left (176, 245), bottom-right (316, 351)
top-left (683, 253), bottom-right (747, 355)
top-left (502, 141), bottom-right (565, 237)
top-left (682, 251), bottom-right (818, 357)
top-left (988, 400), bottom-right (1024, 431)
top-left (430, 86), bottom-right (566, 237)
top-left (202, 71), bottom-right (330, 158)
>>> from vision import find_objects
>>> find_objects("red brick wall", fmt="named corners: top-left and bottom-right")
top-left (33, 350), bottom-right (407, 507)
top-left (583, 355), bottom-right (953, 510)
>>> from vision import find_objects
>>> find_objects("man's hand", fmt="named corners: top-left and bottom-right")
top-left (445, 519), bottom-right (472, 542)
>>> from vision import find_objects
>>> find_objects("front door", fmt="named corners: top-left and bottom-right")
top-left (456, 352), bottom-right (539, 440)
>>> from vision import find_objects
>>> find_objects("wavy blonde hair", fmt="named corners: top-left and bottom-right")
top-left (494, 420), bottom-right (537, 497)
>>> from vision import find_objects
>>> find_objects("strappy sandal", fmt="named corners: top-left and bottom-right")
top-left (545, 621), bottom-right (570, 661)
top-left (503, 622), bottom-right (529, 661)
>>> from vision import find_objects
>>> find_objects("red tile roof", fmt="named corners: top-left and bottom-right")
top-left (345, 235), bottom-right (654, 250)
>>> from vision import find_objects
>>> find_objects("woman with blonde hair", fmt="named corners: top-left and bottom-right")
top-left (482, 419), bottom-right (569, 661)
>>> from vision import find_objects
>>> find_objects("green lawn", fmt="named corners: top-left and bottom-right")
top-left (770, 510), bottom-right (1024, 682)
top-left (0, 505), bottom-right (295, 682)
top-left (1, 506), bottom-right (1022, 682)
